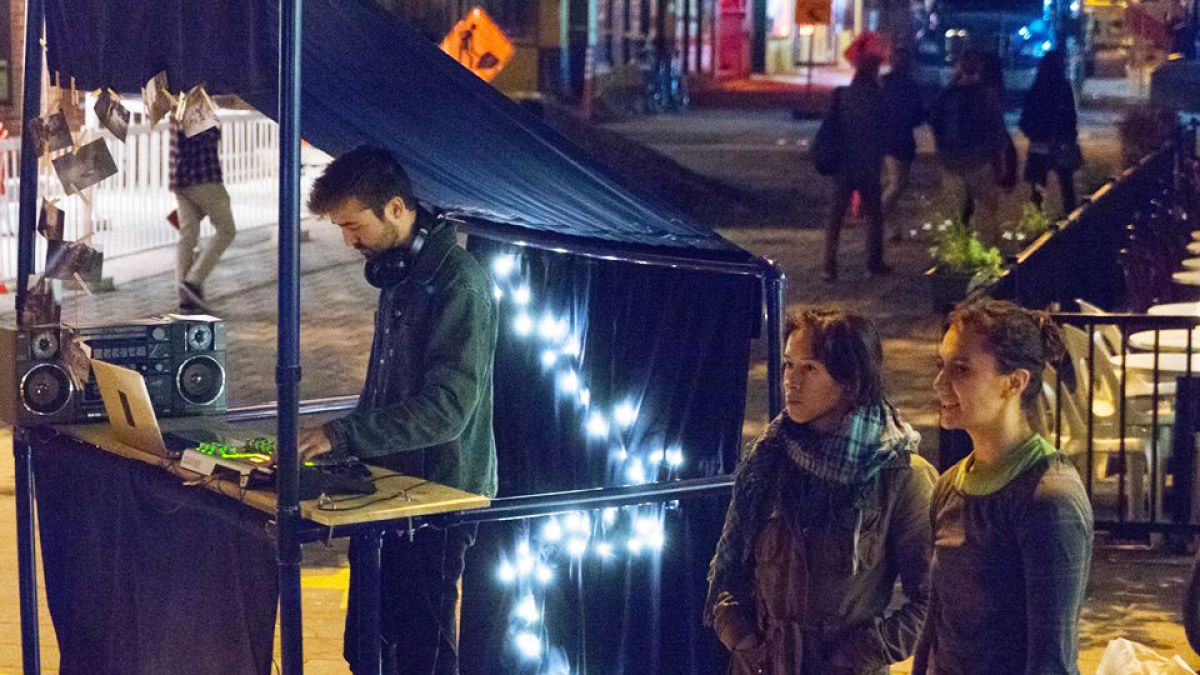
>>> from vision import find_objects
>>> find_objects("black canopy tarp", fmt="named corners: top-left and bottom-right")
top-left (45, 0), bottom-right (759, 262)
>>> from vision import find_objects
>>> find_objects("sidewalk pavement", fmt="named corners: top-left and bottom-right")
top-left (691, 64), bottom-right (1150, 114)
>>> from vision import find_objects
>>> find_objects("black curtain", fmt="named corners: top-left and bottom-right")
top-left (460, 239), bottom-right (756, 674)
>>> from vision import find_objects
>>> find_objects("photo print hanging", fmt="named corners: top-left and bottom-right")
top-left (26, 110), bottom-right (73, 156)
top-left (52, 139), bottom-right (117, 194)
top-left (38, 198), bottom-right (64, 241)
top-left (94, 89), bottom-right (131, 142)
top-left (178, 85), bottom-right (218, 138)
top-left (44, 238), bottom-right (103, 287)
top-left (21, 277), bottom-right (61, 327)
top-left (141, 71), bottom-right (173, 127)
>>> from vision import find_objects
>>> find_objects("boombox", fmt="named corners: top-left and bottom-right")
top-left (0, 316), bottom-right (227, 426)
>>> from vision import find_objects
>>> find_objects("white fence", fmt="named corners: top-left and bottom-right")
top-left (0, 111), bottom-right (281, 282)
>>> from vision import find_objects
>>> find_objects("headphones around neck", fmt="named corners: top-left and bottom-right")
top-left (363, 212), bottom-right (438, 289)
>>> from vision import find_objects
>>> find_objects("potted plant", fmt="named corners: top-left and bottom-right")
top-left (924, 218), bottom-right (1003, 314)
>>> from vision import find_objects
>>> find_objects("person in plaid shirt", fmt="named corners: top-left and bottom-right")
top-left (170, 114), bottom-right (236, 312)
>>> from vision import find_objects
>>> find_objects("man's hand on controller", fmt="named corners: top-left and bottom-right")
top-left (297, 426), bottom-right (333, 463)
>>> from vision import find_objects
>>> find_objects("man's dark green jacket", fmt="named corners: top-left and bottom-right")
top-left (324, 220), bottom-right (498, 497)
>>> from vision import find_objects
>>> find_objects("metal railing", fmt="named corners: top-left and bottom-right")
top-left (0, 111), bottom-right (281, 281)
top-left (1048, 312), bottom-right (1200, 535)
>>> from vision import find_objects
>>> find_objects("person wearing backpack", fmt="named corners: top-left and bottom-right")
top-left (929, 50), bottom-right (1009, 247)
top-left (819, 53), bottom-right (889, 282)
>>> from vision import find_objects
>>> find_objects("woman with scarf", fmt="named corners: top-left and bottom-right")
top-left (915, 299), bottom-right (1092, 673)
top-left (706, 307), bottom-right (937, 674)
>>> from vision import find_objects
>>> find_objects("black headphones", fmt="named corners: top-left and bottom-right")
top-left (363, 212), bottom-right (436, 289)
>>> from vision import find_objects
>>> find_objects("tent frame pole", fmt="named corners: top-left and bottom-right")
top-left (764, 262), bottom-right (785, 419)
top-left (16, 0), bottom-right (45, 671)
top-left (276, 0), bottom-right (304, 673)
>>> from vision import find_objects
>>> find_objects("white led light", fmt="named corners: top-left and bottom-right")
top-left (614, 447), bottom-right (628, 462)
top-left (516, 555), bottom-right (535, 575)
top-left (595, 541), bottom-right (614, 557)
top-left (541, 518), bottom-right (562, 542)
top-left (513, 285), bottom-right (532, 305)
top-left (535, 564), bottom-right (554, 584)
top-left (666, 448), bottom-right (684, 468)
top-left (491, 255), bottom-right (517, 278)
top-left (625, 459), bottom-right (647, 484)
top-left (498, 562), bottom-right (517, 583)
top-left (540, 349), bottom-right (558, 368)
top-left (636, 516), bottom-right (666, 549)
top-left (563, 511), bottom-right (590, 533)
top-left (492, 284), bottom-right (504, 301)
top-left (614, 401), bottom-right (637, 428)
top-left (648, 448), bottom-right (666, 464)
top-left (585, 411), bottom-right (610, 438)
top-left (553, 318), bottom-right (570, 341)
top-left (515, 632), bottom-right (541, 659)
top-left (517, 540), bottom-right (531, 557)
top-left (514, 312), bottom-right (534, 336)
top-left (627, 537), bottom-right (644, 554)
top-left (515, 594), bottom-right (540, 623)
top-left (578, 388), bottom-right (591, 407)
top-left (566, 538), bottom-right (587, 557)
top-left (557, 369), bottom-right (579, 394)
top-left (538, 313), bottom-right (559, 340)
top-left (561, 337), bottom-right (581, 357)
top-left (603, 507), bottom-right (619, 525)
top-left (645, 528), bottom-right (666, 549)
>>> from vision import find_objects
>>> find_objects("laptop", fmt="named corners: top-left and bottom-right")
top-left (91, 359), bottom-right (198, 458)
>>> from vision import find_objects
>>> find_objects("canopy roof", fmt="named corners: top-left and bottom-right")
top-left (45, 0), bottom-right (760, 265)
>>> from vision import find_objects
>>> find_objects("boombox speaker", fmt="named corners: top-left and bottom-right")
top-left (0, 316), bottom-right (228, 426)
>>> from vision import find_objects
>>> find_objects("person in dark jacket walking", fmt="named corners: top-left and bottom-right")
top-left (882, 46), bottom-right (925, 240)
top-left (303, 146), bottom-right (499, 675)
top-left (929, 50), bottom-right (1008, 247)
top-left (706, 307), bottom-right (936, 674)
top-left (824, 53), bottom-right (890, 282)
top-left (1020, 50), bottom-right (1081, 214)
top-left (915, 298), bottom-right (1092, 674)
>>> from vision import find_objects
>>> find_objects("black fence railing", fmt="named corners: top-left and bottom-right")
top-left (988, 144), bottom-right (1180, 310)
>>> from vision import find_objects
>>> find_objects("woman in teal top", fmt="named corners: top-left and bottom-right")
top-left (915, 298), bottom-right (1093, 674)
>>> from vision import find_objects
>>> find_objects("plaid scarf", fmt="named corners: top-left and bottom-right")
top-left (703, 403), bottom-right (920, 626)
top-left (783, 403), bottom-right (914, 485)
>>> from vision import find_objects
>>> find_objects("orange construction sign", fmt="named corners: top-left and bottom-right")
top-left (440, 8), bottom-right (514, 82)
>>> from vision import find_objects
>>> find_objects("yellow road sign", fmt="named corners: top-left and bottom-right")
top-left (440, 7), bottom-right (515, 82)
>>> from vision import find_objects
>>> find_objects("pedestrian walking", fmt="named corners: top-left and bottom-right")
top-left (171, 114), bottom-right (236, 313)
top-left (822, 53), bottom-right (889, 281)
top-left (929, 50), bottom-right (1008, 247)
top-left (706, 307), bottom-right (935, 674)
top-left (1020, 50), bottom-right (1081, 214)
top-left (915, 298), bottom-right (1093, 674)
top-left (881, 46), bottom-right (925, 240)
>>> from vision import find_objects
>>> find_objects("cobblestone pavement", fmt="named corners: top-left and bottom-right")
top-left (0, 105), bottom-right (1197, 671)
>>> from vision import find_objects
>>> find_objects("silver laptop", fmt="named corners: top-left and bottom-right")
top-left (91, 359), bottom-right (196, 458)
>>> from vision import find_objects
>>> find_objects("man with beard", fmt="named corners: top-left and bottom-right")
top-left (303, 145), bottom-right (498, 675)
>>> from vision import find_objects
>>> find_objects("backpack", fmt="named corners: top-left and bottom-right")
top-left (811, 89), bottom-right (843, 177)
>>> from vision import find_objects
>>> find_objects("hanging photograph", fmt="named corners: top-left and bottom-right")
top-left (38, 199), bottom-right (64, 241)
top-left (178, 85), bottom-right (218, 138)
top-left (59, 331), bottom-right (93, 389)
top-left (21, 282), bottom-right (61, 327)
top-left (44, 239), bottom-right (104, 285)
top-left (52, 139), bottom-right (118, 194)
top-left (27, 110), bottom-right (73, 155)
top-left (94, 89), bottom-right (131, 142)
top-left (142, 71), bottom-right (173, 127)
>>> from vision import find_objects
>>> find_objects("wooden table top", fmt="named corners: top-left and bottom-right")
top-left (62, 420), bottom-right (490, 531)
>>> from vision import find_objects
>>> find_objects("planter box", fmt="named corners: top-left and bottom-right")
top-left (925, 267), bottom-right (975, 315)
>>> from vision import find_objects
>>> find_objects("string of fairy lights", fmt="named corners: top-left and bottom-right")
top-left (488, 249), bottom-right (682, 670)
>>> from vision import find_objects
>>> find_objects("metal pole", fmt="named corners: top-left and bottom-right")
top-left (15, 0), bottom-right (44, 669)
top-left (16, 0), bottom-right (43, 324)
top-left (14, 430), bottom-right (40, 675)
top-left (764, 261), bottom-right (785, 419)
top-left (276, 0), bottom-right (304, 673)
